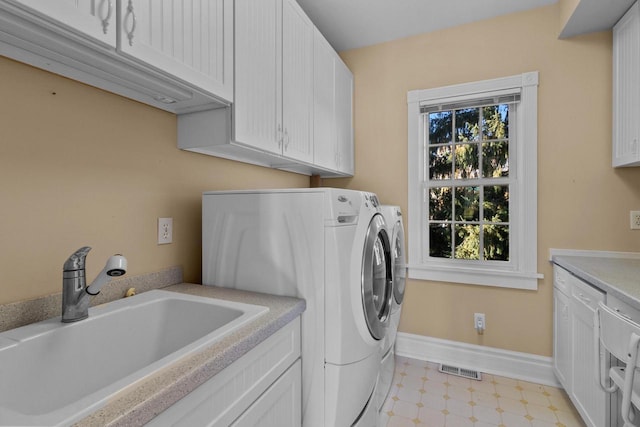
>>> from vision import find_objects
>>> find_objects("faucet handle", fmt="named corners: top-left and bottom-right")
top-left (63, 246), bottom-right (92, 271)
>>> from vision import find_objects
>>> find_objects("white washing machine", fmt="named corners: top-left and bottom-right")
top-left (376, 205), bottom-right (406, 414)
top-left (201, 188), bottom-right (393, 427)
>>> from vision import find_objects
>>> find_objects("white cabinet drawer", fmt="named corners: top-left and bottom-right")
top-left (147, 318), bottom-right (301, 427)
top-left (606, 293), bottom-right (640, 324)
top-left (570, 274), bottom-right (605, 312)
top-left (231, 359), bottom-right (301, 427)
top-left (554, 266), bottom-right (572, 295)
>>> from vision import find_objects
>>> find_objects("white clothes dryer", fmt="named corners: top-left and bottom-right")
top-left (201, 188), bottom-right (393, 427)
top-left (376, 205), bottom-right (406, 413)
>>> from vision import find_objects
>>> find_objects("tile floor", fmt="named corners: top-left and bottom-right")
top-left (381, 356), bottom-right (585, 427)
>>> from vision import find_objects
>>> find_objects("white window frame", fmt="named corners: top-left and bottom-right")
top-left (407, 72), bottom-right (542, 290)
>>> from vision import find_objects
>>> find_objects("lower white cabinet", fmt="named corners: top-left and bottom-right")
top-left (552, 274), bottom-right (571, 388)
top-left (231, 359), bottom-right (301, 427)
top-left (147, 318), bottom-right (301, 427)
top-left (553, 266), bottom-right (607, 427)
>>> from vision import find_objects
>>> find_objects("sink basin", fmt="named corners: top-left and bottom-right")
top-left (0, 289), bottom-right (268, 426)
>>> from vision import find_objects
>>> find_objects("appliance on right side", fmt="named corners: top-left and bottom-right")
top-left (376, 205), bottom-right (406, 413)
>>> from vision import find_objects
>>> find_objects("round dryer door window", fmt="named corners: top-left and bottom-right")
top-left (361, 214), bottom-right (392, 340)
top-left (392, 222), bottom-right (406, 305)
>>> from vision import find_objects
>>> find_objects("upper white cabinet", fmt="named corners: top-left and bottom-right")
top-left (234, 0), bottom-right (313, 164)
top-left (335, 56), bottom-right (354, 175)
top-left (7, 0), bottom-right (117, 47)
top-left (313, 29), bottom-right (337, 170)
top-left (313, 29), bottom-right (354, 174)
top-left (0, 0), bottom-right (232, 113)
top-left (613, 1), bottom-right (640, 167)
top-left (179, 0), bottom-right (354, 177)
top-left (118, 0), bottom-right (233, 103)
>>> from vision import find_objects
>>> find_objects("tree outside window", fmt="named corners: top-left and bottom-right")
top-left (426, 103), bottom-right (511, 262)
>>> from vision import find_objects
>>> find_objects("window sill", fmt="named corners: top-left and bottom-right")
top-left (407, 264), bottom-right (542, 290)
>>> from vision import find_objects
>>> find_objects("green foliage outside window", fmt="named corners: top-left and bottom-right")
top-left (427, 104), bottom-right (510, 261)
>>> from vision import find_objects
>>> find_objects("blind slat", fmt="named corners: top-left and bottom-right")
top-left (420, 91), bottom-right (520, 114)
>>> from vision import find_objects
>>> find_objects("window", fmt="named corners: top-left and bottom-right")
top-left (407, 72), bottom-right (541, 290)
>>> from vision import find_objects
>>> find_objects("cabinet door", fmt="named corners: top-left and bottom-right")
top-left (613, 2), bottom-right (640, 167)
top-left (234, 0), bottom-right (281, 155)
top-left (571, 279), bottom-right (607, 427)
top-left (281, 0), bottom-right (314, 163)
top-left (313, 29), bottom-right (338, 170)
top-left (7, 0), bottom-right (116, 47)
top-left (335, 58), bottom-right (354, 175)
top-left (231, 359), bottom-right (301, 427)
top-left (553, 287), bottom-right (571, 390)
top-left (117, 0), bottom-right (233, 102)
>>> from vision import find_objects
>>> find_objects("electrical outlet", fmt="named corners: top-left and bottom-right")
top-left (158, 218), bottom-right (173, 244)
top-left (474, 313), bottom-right (485, 334)
top-left (631, 211), bottom-right (640, 230)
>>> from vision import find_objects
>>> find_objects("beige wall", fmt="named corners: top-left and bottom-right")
top-left (333, 3), bottom-right (640, 357)
top-left (4, 3), bottom-right (640, 360)
top-left (0, 57), bottom-right (308, 305)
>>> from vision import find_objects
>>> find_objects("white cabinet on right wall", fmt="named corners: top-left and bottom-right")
top-left (613, 1), bottom-right (640, 167)
top-left (552, 265), bottom-right (607, 427)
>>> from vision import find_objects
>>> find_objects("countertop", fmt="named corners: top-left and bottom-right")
top-left (76, 283), bottom-right (305, 427)
top-left (552, 255), bottom-right (640, 308)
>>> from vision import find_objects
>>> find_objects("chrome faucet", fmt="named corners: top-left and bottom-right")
top-left (62, 246), bottom-right (127, 322)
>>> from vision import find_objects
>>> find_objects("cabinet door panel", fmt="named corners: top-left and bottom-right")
top-left (335, 58), bottom-right (354, 175)
top-left (571, 282), bottom-right (606, 427)
top-left (9, 0), bottom-right (116, 47)
top-left (313, 29), bottom-right (337, 170)
top-left (118, 0), bottom-right (233, 101)
top-left (572, 304), bottom-right (607, 427)
top-left (234, 0), bottom-right (280, 154)
top-left (553, 288), bottom-right (571, 390)
top-left (281, 0), bottom-right (313, 163)
top-left (231, 360), bottom-right (301, 427)
top-left (613, 2), bottom-right (640, 167)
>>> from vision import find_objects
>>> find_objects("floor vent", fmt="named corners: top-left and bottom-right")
top-left (438, 364), bottom-right (482, 381)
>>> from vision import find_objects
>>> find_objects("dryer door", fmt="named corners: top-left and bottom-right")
top-left (361, 214), bottom-right (392, 340)
top-left (392, 220), bottom-right (406, 305)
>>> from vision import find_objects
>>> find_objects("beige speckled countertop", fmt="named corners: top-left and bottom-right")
top-left (552, 255), bottom-right (640, 309)
top-left (74, 283), bottom-right (305, 427)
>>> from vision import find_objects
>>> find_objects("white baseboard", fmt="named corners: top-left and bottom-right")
top-left (395, 332), bottom-right (561, 388)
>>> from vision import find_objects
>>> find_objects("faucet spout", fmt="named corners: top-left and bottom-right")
top-left (61, 247), bottom-right (127, 323)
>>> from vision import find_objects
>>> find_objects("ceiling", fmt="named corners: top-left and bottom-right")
top-left (296, 0), bottom-right (559, 52)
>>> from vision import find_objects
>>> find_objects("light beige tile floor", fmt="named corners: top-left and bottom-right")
top-left (381, 356), bottom-right (585, 427)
